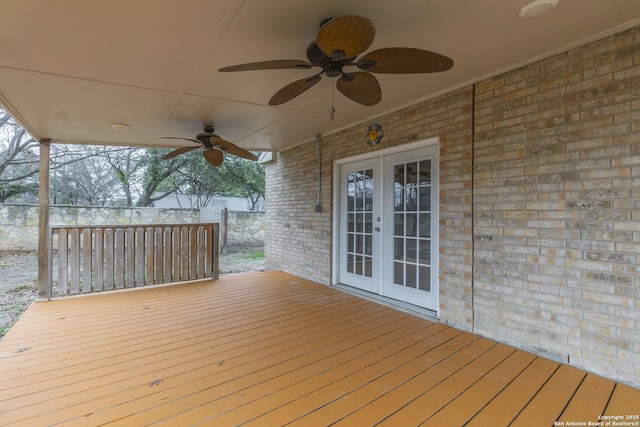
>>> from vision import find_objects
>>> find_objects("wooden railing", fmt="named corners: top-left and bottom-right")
top-left (48, 223), bottom-right (219, 298)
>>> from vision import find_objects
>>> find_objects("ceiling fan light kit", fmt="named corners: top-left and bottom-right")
top-left (110, 123), bottom-right (131, 131)
top-left (519, 0), bottom-right (559, 19)
top-left (218, 14), bottom-right (454, 107)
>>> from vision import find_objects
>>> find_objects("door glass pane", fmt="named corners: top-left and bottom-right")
top-left (394, 164), bottom-right (404, 185)
top-left (419, 187), bottom-right (431, 211)
top-left (419, 239), bottom-right (431, 264)
top-left (406, 213), bottom-right (417, 237)
top-left (394, 213), bottom-right (403, 236)
top-left (394, 262), bottom-right (403, 285)
top-left (406, 186), bottom-right (418, 211)
top-left (419, 161), bottom-right (432, 185)
top-left (394, 238), bottom-right (404, 261)
top-left (365, 168), bottom-right (374, 188)
top-left (406, 263), bottom-right (417, 288)
top-left (419, 214), bottom-right (431, 238)
top-left (419, 266), bottom-right (431, 291)
top-left (365, 235), bottom-right (372, 256)
top-left (406, 238), bottom-right (417, 262)
top-left (406, 162), bottom-right (418, 185)
top-left (394, 188), bottom-right (404, 211)
top-left (364, 256), bottom-right (372, 277)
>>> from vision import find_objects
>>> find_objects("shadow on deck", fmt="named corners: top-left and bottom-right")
top-left (0, 271), bottom-right (638, 426)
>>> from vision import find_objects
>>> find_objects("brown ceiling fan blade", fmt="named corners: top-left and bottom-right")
top-left (269, 74), bottom-right (322, 105)
top-left (209, 136), bottom-right (258, 161)
top-left (357, 48), bottom-right (454, 74)
top-left (203, 149), bottom-right (224, 167)
top-left (218, 60), bottom-right (313, 72)
top-left (336, 72), bottom-right (381, 106)
top-left (162, 146), bottom-right (198, 160)
top-left (161, 136), bottom-right (200, 144)
top-left (316, 15), bottom-right (375, 60)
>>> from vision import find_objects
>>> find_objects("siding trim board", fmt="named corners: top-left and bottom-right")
top-left (265, 25), bottom-right (640, 387)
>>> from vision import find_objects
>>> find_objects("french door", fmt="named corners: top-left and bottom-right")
top-left (337, 143), bottom-right (438, 311)
top-left (338, 158), bottom-right (382, 294)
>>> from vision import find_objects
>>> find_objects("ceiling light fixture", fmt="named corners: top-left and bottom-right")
top-left (110, 123), bottom-right (131, 131)
top-left (518, 0), bottom-right (559, 18)
top-left (260, 134), bottom-right (273, 140)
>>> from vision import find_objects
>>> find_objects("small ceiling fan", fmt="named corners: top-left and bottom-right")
top-left (219, 15), bottom-right (453, 106)
top-left (161, 124), bottom-right (258, 167)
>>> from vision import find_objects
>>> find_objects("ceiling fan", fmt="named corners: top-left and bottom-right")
top-left (161, 124), bottom-right (258, 167)
top-left (219, 15), bottom-right (454, 106)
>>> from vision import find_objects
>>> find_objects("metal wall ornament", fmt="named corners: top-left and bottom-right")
top-left (366, 123), bottom-right (383, 146)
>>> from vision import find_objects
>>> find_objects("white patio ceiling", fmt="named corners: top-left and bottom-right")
top-left (1, 0), bottom-right (639, 152)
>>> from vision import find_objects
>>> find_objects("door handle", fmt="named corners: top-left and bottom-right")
top-left (374, 226), bottom-right (381, 232)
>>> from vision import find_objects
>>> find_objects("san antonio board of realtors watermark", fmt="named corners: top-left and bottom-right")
top-left (554, 414), bottom-right (640, 426)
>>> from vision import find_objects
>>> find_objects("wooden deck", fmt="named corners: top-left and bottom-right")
top-left (1, 271), bottom-right (638, 426)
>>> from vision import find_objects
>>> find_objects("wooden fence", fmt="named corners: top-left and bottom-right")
top-left (48, 223), bottom-right (219, 298)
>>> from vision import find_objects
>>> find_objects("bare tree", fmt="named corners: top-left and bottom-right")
top-left (51, 145), bottom-right (123, 205)
top-left (0, 109), bottom-right (39, 201)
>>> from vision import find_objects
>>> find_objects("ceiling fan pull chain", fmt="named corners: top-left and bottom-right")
top-left (330, 81), bottom-right (336, 120)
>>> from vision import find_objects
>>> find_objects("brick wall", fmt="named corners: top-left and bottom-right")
top-left (265, 87), bottom-right (474, 329)
top-left (265, 25), bottom-right (639, 386)
top-left (473, 26), bottom-right (640, 385)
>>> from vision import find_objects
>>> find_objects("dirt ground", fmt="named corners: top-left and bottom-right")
top-left (0, 249), bottom-right (264, 339)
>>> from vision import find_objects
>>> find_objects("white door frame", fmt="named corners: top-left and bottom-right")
top-left (332, 138), bottom-right (440, 313)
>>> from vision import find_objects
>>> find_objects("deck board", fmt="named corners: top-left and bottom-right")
top-left (558, 374), bottom-right (617, 424)
top-left (0, 271), bottom-right (637, 426)
top-left (510, 364), bottom-right (586, 426)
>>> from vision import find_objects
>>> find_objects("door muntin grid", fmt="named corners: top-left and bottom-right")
top-left (345, 168), bottom-right (374, 278)
top-left (393, 160), bottom-right (432, 291)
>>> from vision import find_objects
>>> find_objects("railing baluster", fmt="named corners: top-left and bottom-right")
top-left (126, 227), bottom-right (135, 288)
top-left (172, 227), bottom-right (181, 282)
top-left (135, 227), bottom-right (145, 287)
top-left (212, 224), bottom-right (219, 280)
top-left (70, 228), bottom-right (80, 294)
top-left (57, 229), bottom-right (68, 296)
top-left (189, 226), bottom-right (197, 281)
top-left (163, 227), bottom-right (172, 283)
top-left (115, 228), bottom-right (125, 289)
top-left (196, 225), bottom-right (206, 279)
top-left (82, 228), bottom-right (92, 293)
top-left (145, 227), bottom-right (154, 285)
top-left (104, 228), bottom-right (114, 290)
top-left (154, 227), bottom-right (163, 284)
top-left (181, 226), bottom-right (189, 281)
top-left (94, 228), bottom-right (104, 291)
